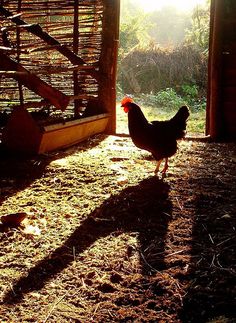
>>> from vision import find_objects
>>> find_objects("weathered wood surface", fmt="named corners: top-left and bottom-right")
top-left (0, 50), bottom-right (69, 110)
top-left (98, 0), bottom-right (120, 134)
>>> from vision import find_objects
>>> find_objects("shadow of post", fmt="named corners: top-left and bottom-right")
top-left (180, 143), bottom-right (236, 323)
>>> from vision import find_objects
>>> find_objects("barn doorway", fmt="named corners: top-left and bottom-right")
top-left (116, 0), bottom-right (210, 137)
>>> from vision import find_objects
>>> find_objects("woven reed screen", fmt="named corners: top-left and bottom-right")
top-left (0, 0), bottom-right (104, 117)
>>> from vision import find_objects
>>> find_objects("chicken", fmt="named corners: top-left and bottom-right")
top-left (121, 97), bottom-right (189, 176)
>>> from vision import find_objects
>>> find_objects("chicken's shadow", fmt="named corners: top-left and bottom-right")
top-left (3, 176), bottom-right (172, 304)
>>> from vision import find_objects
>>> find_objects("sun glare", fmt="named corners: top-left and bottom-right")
top-left (136, 0), bottom-right (207, 12)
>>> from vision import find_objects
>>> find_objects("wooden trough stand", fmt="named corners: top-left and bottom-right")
top-left (0, 1), bottom-right (120, 153)
top-left (2, 107), bottom-right (109, 154)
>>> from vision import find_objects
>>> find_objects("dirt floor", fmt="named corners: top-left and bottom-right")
top-left (0, 128), bottom-right (236, 322)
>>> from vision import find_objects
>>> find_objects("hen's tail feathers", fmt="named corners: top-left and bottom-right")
top-left (171, 105), bottom-right (190, 139)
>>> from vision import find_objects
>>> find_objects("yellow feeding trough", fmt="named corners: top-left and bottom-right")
top-left (2, 106), bottom-right (109, 154)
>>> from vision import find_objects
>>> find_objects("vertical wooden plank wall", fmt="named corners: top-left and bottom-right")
top-left (206, 0), bottom-right (224, 139)
top-left (221, 0), bottom-right (236, 139)
top-left (207, 0), bottom-right (236, 140)
top-left (98, 0), bottom-right (120, 134)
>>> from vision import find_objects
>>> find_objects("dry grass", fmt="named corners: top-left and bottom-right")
top-left (118, 45), bottom-right (208, 95)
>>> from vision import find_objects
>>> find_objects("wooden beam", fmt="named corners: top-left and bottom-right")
top-left (98, 0), bottom-right (120, 134)
top-left (0, 50), bottom-right (69, 110)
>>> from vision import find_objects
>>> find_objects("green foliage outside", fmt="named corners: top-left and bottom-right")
top-left (119, 12), bottom-right (153, 58)
top-left (117, 0), bottom-right (210, 134)
top-left (185, 0), bottom-right (211, 51)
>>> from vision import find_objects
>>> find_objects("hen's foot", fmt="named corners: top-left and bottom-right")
top-left (161, 158), bottom-right (169, 175)
top-left (154, 159), bottom-right (162, 175)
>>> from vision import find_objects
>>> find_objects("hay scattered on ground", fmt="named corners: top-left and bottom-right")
top-left (0, 133), bottom-right (235, 322)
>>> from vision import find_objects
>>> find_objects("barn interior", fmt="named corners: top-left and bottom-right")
top-left (0, 1), bottom-right (235, 322)
top-left (0, 0), bottom-right (235, 154)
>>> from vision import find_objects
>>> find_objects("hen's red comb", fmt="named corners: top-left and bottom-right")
top-left (121, 96), bottom-right (133, 106)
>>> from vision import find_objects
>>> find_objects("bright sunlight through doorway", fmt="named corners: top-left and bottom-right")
top-left (116, 0), bottom-right (210, 136)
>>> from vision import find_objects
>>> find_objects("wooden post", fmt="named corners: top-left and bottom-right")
top-left (73, 0), bottom-right (80, 117)
top-left (16, 0), bottom-right (24, 107)
top-left (206, 0), bottom-right (223, 140)
top-left (98, 0), bottom-right (120, 134)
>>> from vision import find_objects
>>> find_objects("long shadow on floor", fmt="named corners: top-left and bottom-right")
top-left (3, 176), bottom-right (172, 304)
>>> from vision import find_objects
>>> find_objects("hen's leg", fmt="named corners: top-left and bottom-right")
top-left (161, 158), bottom-right (169, 175)
top-left (154, 159), bottom-right (162, 175)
